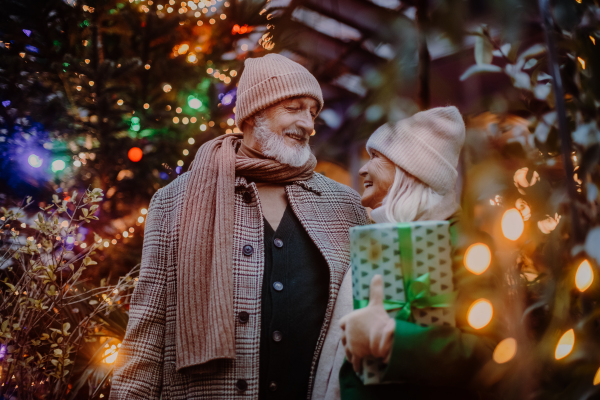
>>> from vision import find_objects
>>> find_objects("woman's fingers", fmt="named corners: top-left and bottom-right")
top-left (368, 274), bottom-right (384, 307)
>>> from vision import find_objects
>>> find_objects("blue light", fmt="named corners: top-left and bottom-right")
top-left (2, 100), bottom-right (10, 108)
top-left (23, 29), bottom-right (31, 37)
top-left (25, 45), bottom-right (38, 53)
top-left (159, 172), bottom-right (169, 180)
top-left (28, 154), bottom-right (43, 168)
top-left (176, 166), bottom-right (182, 174)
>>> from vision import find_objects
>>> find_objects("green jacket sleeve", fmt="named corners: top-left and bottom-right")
top-left (381, 320), bottom-right (496, 387)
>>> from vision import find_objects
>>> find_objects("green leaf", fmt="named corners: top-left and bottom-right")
top-left (460, 64), bottom-right (503, 81)
top-left (475, 35), bottom-right (493, 65)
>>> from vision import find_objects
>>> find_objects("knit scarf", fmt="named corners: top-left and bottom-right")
top-left (176, 133), bottom-right (316, 373)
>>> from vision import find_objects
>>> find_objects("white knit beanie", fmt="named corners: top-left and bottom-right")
top-left (366, 106), bottom-right (465, 195)
top-left (235, 54), bottom-right (324, 129)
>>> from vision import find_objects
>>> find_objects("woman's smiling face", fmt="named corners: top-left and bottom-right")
top-left (358, 149), bottom-right (396, 209)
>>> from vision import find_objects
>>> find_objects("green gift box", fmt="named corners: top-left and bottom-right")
top-left (349, 221), bottom-right (456, 384)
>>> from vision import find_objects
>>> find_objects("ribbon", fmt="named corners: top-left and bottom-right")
top-left (353, 224), bottom-right (457, 322)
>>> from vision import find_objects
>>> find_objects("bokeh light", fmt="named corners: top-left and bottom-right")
top-left (502, 208), bottom-right (524, 241)
top-left (128, 147), bottom-right (143, 162)
top-left (575, 260), bottom-right (593, 292)
top-left (555, 329), bottom-right (575, 360)
top-left (493, 338), bottom-right (517, 364)
top-left (28, 154), bottom-right (43, 168)
top-left (467, 299), bottom-right (493, 330)
top-left (51, 159), bottom-right (66, 172)
top-left (464, 243), bottom-right (492, 275)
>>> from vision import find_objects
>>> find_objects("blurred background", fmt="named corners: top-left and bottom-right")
top-left (2, 0), bottom-right (600, 398)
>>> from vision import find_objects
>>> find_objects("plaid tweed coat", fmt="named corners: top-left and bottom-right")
top-left (110, 171), bottom-right (369, 400)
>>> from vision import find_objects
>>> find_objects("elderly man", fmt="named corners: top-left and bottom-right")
top-left (110, 54), bottom-right (368, 400)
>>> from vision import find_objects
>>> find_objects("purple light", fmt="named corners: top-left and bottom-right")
top-left (2, 100), bottom-right (10, 108)
top-left (159, 172), bottom-right (169, 180)
top-left (23, 29), bottom-right (31, 37)
top-left (176, 166), bottom-right (182, 174)
top-left (25, 45), bottom-right (38, 53)
top-left (222, 94), bottom-right (233, 106)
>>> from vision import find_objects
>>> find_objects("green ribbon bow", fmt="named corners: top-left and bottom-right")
top-left (353, 224), bottom-right (457, 322)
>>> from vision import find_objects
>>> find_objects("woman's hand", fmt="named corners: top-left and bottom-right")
top-left (339, 274), bottom-right (396, 373)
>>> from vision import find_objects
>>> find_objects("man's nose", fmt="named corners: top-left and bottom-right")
top-left (296, 110), bottom-right (314, 134)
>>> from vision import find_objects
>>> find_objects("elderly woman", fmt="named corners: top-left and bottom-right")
top-left (338, 107), bottom-right (497, 400)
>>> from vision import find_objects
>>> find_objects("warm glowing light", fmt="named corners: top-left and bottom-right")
top-left (89, 81), bottom-right (95, 86)
top-left (241, 44), bottom-right (248, 51)
top-left (183, 149), bottom-right (189, 155)
top-left (117, 99), bottom-right (124, 106)
top-left (187, 53), bottom-right (197, 63)
top-left (111, 239), bottom-right (117, 245)
top-left (575, 260), bottom-right (594, 292)
top-left (515, 198), bottom-right (531, 221)
top-left (128, 147), bottom-right (143, 162)
top-left (207, 68), bottom-right (214, 74)
top-left (103, 241), bottom-right (109, 248)
top-left (227, 118), bottom-right (234, 126)
top-left (555, 329), bottom-right (575, 360)
top-left (502, 209), bottom-right (524, 241)
top-left (191, 117), bottom-right (197, 123)
top-left (230, 70), bottom-right (237, 77)
top-left (464, 243), bottom-right (492, 275)
top-left (467, 299), bottom-right (493, 330)
top-left (177, 160), bottom-right (184, 167)
top-left (182, 117), bottom-right (189, 124)
top-left (74, 160), bottom-right (82, 167)
top-left (129, 227), bottom-right (135, 233)
top-left (538, 213), bottom-right (561, 234)
top-left (188, 138), bottom-right (195, 144)
top-left (594, 366), bottom-right (600, 385)
top-left (138, 216), bottom-right (144, 223)
top-left (163, 84), bottom-right (172, 92)
top-left (76, 86), bottom-right (82, 91)
top-left (200, 124), bottom-right (207, 131)
top-left (173, 117), bottom-right (180, 123)
top-left (176, 107), bottom-right (182, 113)
top-left (80, 243), bottom-right (87, 248)
top-left (493, 338), bottom-right (517, 364)
top-left (514, 167), bottom-right (540, 193)
top-left (590, 36), bottom-right (596, 45)
top-left (141, 208), bottom-right (148, 215)
top-left (103, 345), bottom-right (118, 364)
top-left (85, 59), bottom-right (90, 64)
top-left (178, 44), bottom-right (190, 54)
top-left (144, 103), bottom-right (150, 109)
top-left (578, 57), bottom-right (586, 69)
top-left (123, 231), bottom-right (129, 238)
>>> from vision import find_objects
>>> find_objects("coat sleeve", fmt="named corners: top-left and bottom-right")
top-left (110, 189), bottom-right (168, 400)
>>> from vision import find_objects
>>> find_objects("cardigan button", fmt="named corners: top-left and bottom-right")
top-left (273, 281), bottom-right (283, 292)
top-left (236, 379), bottom-right (248, 392)
top-left (242, 245), bottom-right (253, 256)
top-left (242, 191), bottom-right (253, 204)
top-left (272, 331), bottom-right (282, 342)
top-left (269, 381), bottom-right (277, 392)
top-left (238, 311), bottom-right (249, 323)
top-left (273, 238), bottom-right (283, 248)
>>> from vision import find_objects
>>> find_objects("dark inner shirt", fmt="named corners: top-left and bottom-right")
top-left (259, 204), bottom-right (330, 399)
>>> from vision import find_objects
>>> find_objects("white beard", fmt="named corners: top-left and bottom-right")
top-left (253, 113), bottom-right (312, 168)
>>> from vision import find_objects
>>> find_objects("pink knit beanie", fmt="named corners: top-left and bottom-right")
top-left (366, 106), bottom-right (465, 195)
top-left (235, 54), bottom-right (324, 129)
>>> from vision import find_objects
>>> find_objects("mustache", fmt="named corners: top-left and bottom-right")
top-left (282, 126), bottom-right (310, 142)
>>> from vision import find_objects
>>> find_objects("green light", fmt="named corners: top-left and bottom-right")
top-left (132, 124), bottom-right (141, 132)
top-left (131, 116), bottom-right (140, 124)
top-left (188, 97), bottom-right (202, 109)
top-left (51, 159), bottom-right (66, 172)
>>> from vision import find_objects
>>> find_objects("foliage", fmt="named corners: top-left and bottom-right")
top-left (0, 188), bottom-right (138, 400)
top-left (0, 0), bottom-right (267, 279)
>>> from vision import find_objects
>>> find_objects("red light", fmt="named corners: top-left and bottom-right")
top-left (232, 24), bottom-right (240, 34)
top-left (128, 147), bottom-right (143, 162)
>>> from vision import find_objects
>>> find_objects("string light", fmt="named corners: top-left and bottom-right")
top-left (578, 57), bottom-right (586, 69)
top-left (144, 103), bottom-right (150, 109)
top-left (555, 329), bottom-right (575, 360)
top-left (467, 299), bottom-right (493, 329)
top-left (464, 243), bottom-right (492, 275)
top-left (188, 138), bottom-right (195, 144)
top-left (594, 367), bottom-right (600, 385)
top-left (502, 209), bottom-right (524, 241)
top-left (163, 84), bottom-right (172, 92)
top-left (575, 260), bottom-right (593, 292)
top-left (493, 338), bottom-right (517, 364)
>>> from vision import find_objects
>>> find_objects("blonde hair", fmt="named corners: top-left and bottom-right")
top-left (380, 167), bottom-right (445, 223)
